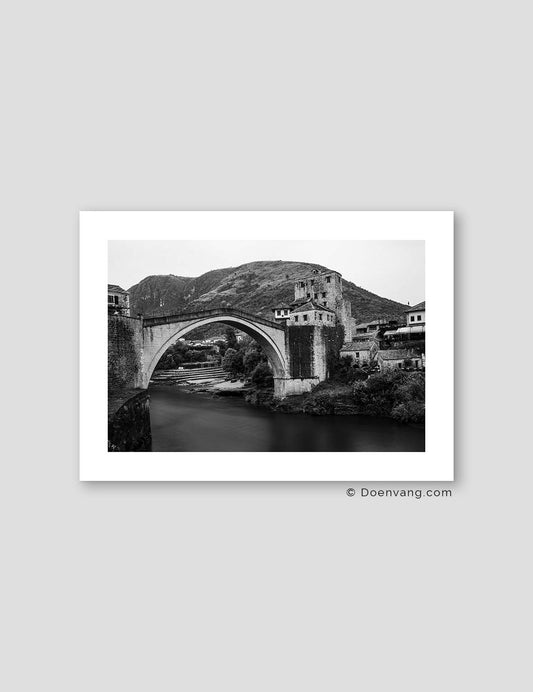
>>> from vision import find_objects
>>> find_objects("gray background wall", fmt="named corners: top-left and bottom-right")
top-left (3, 2), bottom-right (530, 690)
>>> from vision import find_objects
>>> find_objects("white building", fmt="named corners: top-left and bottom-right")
top-left (404, 301), bottom-right (425, 325)
top-left (271, 303), bottom-right (292, 321)
top-left (108, 284), bottom-right (130, 316)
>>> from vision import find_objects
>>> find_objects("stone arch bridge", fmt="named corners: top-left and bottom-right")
top-left (108, 307), bottom-right (340, 399)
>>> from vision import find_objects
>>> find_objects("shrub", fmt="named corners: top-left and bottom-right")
top-left (243, 346), bottom-right (265, 376)
top-left (222, 348), bottom-right (244, 377)
top-left (225, 327), bottom-right (238, 350)
top-left (391, 401), bottom-right (425, 423)
top-left (301, 383), bottom-right (353, 415)
top-left (352, 368), bottom-right (369, 382)
top-left (352, 371), bottom-right (425, 422)
top-left (250, 363), bottom-right (273, 389)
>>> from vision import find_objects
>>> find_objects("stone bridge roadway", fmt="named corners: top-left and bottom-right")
top-left (109, 307), bottom-right (329, 399)
top-left (141, 308), bottom-right (291, 393)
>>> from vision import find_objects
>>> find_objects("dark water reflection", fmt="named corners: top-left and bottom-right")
top-left (149, 387), bottom-right (425, 452)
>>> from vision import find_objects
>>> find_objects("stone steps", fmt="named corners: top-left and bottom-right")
top-left (150, 366), bottom-right (227, 384)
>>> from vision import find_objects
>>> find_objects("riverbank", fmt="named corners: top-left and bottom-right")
top-left (244, 383), bottom-right (358, 415)
top-left (245, 371), bottom-right (425, 424)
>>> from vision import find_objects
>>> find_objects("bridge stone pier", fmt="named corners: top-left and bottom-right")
top-left (108, 308), bottom-right (342, 399)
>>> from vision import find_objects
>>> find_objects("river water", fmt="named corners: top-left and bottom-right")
top-left (149, 386), bottom-right (425, 452)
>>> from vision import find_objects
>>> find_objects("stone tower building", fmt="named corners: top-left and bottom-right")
top-left (292, 269), bottom-right (352, 341)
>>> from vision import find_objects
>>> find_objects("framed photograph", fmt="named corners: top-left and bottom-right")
top-left (80, 211), bottom-right (453, 481)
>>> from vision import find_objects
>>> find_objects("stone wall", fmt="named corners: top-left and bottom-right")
top-left (108, 315), bottom-right (144, 391)
top-left (108, 390), bottom-right (152, 452)
top-left (288, 325), bottom-right (314, 378)
top-left (274, 377), bottom-right (318, 398)
top-left (285, 324), bottom-right (344, 393)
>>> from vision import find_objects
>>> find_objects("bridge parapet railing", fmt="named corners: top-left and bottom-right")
top-left (142, 307), bottom-right (286, 330)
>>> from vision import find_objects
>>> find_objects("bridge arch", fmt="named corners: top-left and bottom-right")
top-left (142, 314), bottom-right (288, 387)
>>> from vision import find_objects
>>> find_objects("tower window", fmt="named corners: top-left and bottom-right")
top-left (300, 282), bottom-right (305, 288)
top-left (326, 277), bottom-right (331, 283)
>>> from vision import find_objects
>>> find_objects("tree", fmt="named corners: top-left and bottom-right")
top-left (185, 349), bottom-right (207, 363)
top-left (250, 363), bottom-right (273, 389)
top-left (214, 339), bottom-right (227, 357)
top-left (222, 348), bottom-right (244, 377)
top-left (225, 327), bottom-right (238, 350)
top-left (243, 345), bottom-right (265, 376)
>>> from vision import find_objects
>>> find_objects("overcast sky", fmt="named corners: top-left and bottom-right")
top-left (109, 240), bottom-right (425, 305)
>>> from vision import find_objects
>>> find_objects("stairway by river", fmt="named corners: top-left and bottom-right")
top-left (150, 365), bottom-right (227, 386)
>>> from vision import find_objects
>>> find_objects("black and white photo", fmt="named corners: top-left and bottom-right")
top-left (80, 211), bottom-right (453, 480)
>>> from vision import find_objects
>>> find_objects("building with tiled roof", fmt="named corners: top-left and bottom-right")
top-left (288, 299), bottom-right (337, 326)
top-left (377, 348), bottom-right (424, 371)
top-left (379, 349), bottom-right (413, 360)
top-left (404, 301), bottom-right (425, 326)
top-left (354, 317), bottom-right (401, 337)
top-left (271, 303), bottom-right (292, 321)
top-left (291, 299), bottom-right (335, 314)
top-left (108, 284), bottom-right (130, 316)
top-left (292, 268), bottom-right (352, 339)
top-left (340, 339), bottom-right (378, 364)
top-left (270, 267), bottom-right (353, 336)
top-left (404, 301), bottom-right (425, 312)
top-left (341, 340), bottom-right (374, 351)
top-left (108, 284), bottom-right (128, 294)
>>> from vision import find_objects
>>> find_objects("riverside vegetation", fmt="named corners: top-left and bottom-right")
top-left (219, 329), bottom-right (425, 424)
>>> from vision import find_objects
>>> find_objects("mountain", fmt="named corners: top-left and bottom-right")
top-left (128, 260), bottom-right (409, 324)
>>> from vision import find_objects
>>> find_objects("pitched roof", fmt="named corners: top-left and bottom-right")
top-left (378, 349), bottom-right (413, 360)
top-left (341, 341), bottom-right (375, 352)
top-left (396, 325), bottom-right (425, 334)
top-left (354, 320), bottom-right (384, 330)
top-left (108, 284), bottom-right (128, 294)
top-left (356, 317), bottom-right (401, 329)
top-left (291, 300), bottom-right (335, 314)
top-left (271, 303), bottom-right (291, 311)
top-left (404, 301), bottom-right (425, 312)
